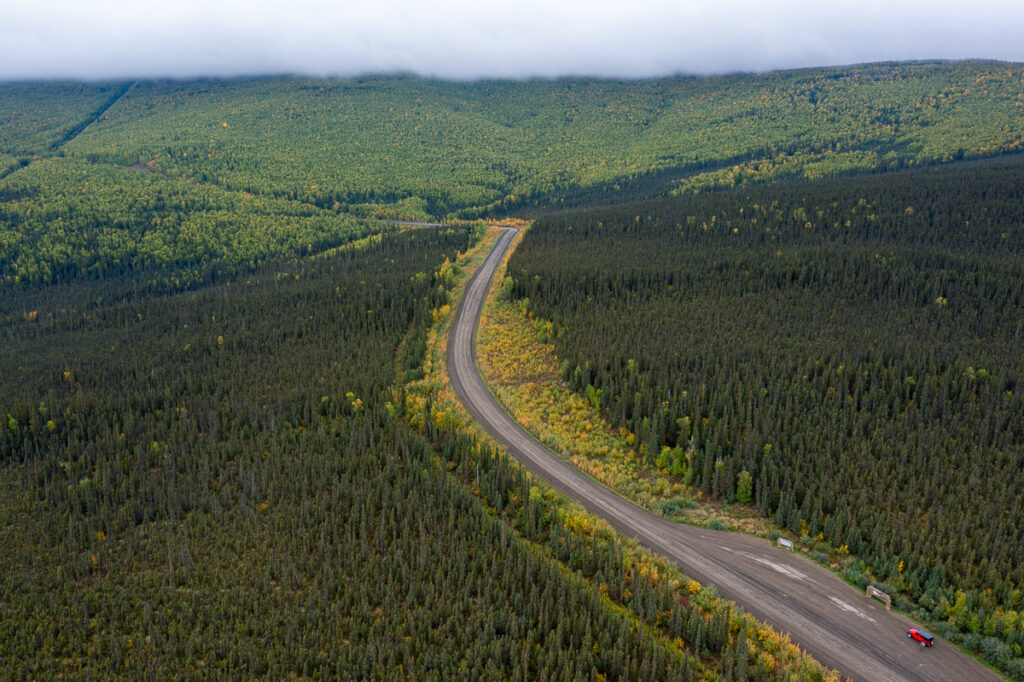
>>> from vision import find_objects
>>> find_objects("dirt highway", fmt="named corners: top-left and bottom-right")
top-left (447, 226), bottom-right (1003, 682)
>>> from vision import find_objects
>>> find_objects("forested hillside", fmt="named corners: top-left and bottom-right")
top-left (0, 81), bottom-right (130, 157)
top-left (2, 61), bottom-right (1022, 294)
top-left (507, 157), bottom-right (1024, 677)
top-left (0, 61), bottom-right (1020, 225)
top-left (64, 62), bottom-right (1024, 215)
top-left (0, 158), bottom-right (373, 286)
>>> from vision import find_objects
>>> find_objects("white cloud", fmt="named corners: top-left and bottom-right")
top-left (2, 0), bottom-right (1023, 81)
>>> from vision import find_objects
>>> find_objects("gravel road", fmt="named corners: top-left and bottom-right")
top-left (447, 227), bottom-right (1003, 682)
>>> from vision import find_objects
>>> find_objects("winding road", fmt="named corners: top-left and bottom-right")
top-left (448, 227), bottom-right (1003, 682)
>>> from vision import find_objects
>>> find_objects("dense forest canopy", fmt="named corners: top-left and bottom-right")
top-left (0, 158), bottom-right (373, 286)
top-left (2, 61), bottom-right (1023, 292)
top-left (506, 157), bottom-right (1024, 676)
top-left (0, 61), bottom-right (1022, 221)
top-left (0, 225), bottom-right (830, 679)
top-left (63, 63), bottom-right (1024, 215)
top-left (0, 81), bottom-right (129, 157)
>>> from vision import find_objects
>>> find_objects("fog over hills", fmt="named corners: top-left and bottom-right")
top-left (3, 0), bottom-right (1023, 81)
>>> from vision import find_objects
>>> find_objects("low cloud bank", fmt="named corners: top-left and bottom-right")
top-left (2, 0), bottom-right (1022, 81)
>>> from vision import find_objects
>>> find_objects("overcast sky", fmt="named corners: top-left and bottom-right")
top-left (3, 0), bottom-right (1023, 81)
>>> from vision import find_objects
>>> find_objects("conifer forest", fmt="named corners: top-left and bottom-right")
top-left (507, 158), bottom-right (1024, 675)
top-left (2, 60), bottom-right (1024, 679)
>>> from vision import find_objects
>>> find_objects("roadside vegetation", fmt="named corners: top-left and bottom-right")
top-left (478, 231), bottom-right (771, 534)
top-left (403, 224), bottom-right (839, 681)
top-left (506, 157), bottom-right (1024, 679)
